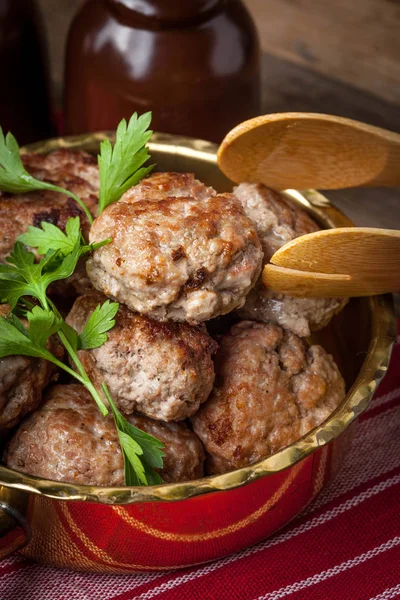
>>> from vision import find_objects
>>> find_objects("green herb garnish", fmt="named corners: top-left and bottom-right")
top-left (103, 385), bottom-right (164, 486)
top-left (0, 219), bottom-right (164, 484)
top-left (0, 128), bottom-right (94, 224)
top-left (0, 224), bottom-right (107, 309)
top-left (0, 240), bottom-right (107, 415)
top-left (98, 111), bottom-right (154, 215)
top-left (19, 216), bottom-right (82, 256)
top-left (0, 115), bottom-right (164, 486)
top-left (78, 299), bottom-right (119, 350)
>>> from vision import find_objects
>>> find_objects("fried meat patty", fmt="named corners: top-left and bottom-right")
top-left (234, 183), bottom-right (347, 337)
top-left (191, 321), bottom-right (345, 475)
top-left (87, 173), bottom-right (263, 323)
top-left (5, 384), bottom-right (205, 485)
top-left (0, 149), bottom-right (100, 294)
top-left (66, 291), bottom-right (218, 421)
top-left (0, 305), bottom-right (60, 435)
top-left (0, 149), bottom-right (99, 254)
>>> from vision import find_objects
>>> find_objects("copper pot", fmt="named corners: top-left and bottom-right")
top-left (0, 133), bottom-right (395, 572)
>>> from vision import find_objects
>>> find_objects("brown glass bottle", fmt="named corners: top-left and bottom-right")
top-left (64, 0), bottom-right (261, 142)
top-left (0, 0), bottom-right (54, 144)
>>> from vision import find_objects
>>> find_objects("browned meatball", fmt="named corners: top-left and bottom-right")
top-left (0, 305), bottom-right (60, 435)
top-left (0, 149), bottom-right (99, 295)
top-left (234, 183), bottom-right (347, 337)
top-left (66, 291), bottom-right (218, 421)
top-left (239, 293), bottom-right (347, 339)
top-left (0, 150), bottom-right (99, 254)
top-left (22, 149), bottom-right (100, 191)
top-left (191, 321), bottom-right (345, 475)
top-left (4, 384), bottom-right (205, 485)
top-left (234, 184), bottom-right (319, 261)
top-left (87, 172), bottom-right (263, 323)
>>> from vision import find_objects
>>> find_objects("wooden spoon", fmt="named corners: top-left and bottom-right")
top-left (262, 227), bottom-right (400, 297)
top-left (218, 113), bottom-right (400, 190)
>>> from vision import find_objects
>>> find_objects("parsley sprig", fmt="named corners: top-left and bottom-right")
top-left (0, 128), bottom-right (94, 224)
top-left (0, 221), bottom-right (164, 483)
top-left (0, 112), bottom-right (153, 220)
top-left (0, 114), bottom-right (163, 486)
top-left (0, 232), bottom-right (111, 415)
top-left (98, 112), bottom-right (154, 214)
top-left (103, 385), bottom-right (163, 486)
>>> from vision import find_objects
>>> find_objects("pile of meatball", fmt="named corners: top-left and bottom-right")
top-left (0, 150), bottom-right (346, 486)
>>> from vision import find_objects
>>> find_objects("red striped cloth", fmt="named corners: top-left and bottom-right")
top-left (1, 324), bottom-right (399, 600)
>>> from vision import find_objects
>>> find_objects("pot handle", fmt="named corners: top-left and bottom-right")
top-left (0, 486), bottom-right (31, 559)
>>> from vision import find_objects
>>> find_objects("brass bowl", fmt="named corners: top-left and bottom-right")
top-left (0, 133), bottom-right (395, 572)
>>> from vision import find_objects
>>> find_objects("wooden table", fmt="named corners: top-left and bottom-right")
top-left (38, 0), bottom-right (400, 230)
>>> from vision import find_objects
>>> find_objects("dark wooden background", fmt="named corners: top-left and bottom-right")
top-left (38, 0), bottom-right (400, 230)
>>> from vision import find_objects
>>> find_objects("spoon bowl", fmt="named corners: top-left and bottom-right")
top-left (218, 113), bottom-right (400, 190)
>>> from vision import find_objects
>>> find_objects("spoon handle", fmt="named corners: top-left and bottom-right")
top-left (262, 265), bottom-right (353, 297)
top-left (262, 264), bottom-right (398, 297)
top-left (263, 228), bottom-right (400, 297)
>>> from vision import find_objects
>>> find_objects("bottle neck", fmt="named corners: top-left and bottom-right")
top-left (107, 0), bottom-right (226, 24)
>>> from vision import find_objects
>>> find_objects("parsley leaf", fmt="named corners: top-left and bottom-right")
top-left (19, 217), bottom-right (81, 256)
top-left (26, 306), bottom-right (62, 347)
top-left (17, 217), bottom-right (110, 258)
top-left (0, 217), bottom-right (112, 309)
top-left (0, 308), bottom-right (61, 361)
top-left (79, 300), bottom-right (119, 350)
top-left (118, 432), bottom-right (147, 486)
top-left (98, 112), bottom-right (154, 215)
top-left (0, 128), bottom-right (93, 224)
top-left (102, 384), bottom-right (164, 486)
top-left (0, 129), bottom-right (40, 195)
top-left (0, 241), bottom-right (82, 308)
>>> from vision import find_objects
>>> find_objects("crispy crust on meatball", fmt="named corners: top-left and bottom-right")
top-left (0, 305), bottom-right (61, 435)
top-left (234, 183), bottom-right (347, 336)
top-left (121, 172), bottom-right (216, 203)
top-left (191, 321), bottom-right (345, 475)
top-left (4, 384), bottom-right (205, 485)
top-left (87, 173), bottom-right (263, 323)
top-left (66, 291), bottom-right (218, 421)
top-left (22, 149), bottom-right (100, 191)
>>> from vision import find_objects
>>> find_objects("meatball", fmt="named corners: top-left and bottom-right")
top-left (0, 149), bottom-right (100, 295)
top-left (234, 183), bottom-right (319, 261)
top-left (234, 183), bottom-right (347, 337)
top-left (191, 321), bottom-right (345, 475)
top-left (129, 412), bottom-right (205, 483)
top-left (0, 150), bottom-right (99, 255)
top-left (66, 291), bottom-right (218, 421)
top-left (22, 149), bottom-right (100, 191)
top-left (239, 292), bottom-right (347, 339)
top-left (0, 305), bottom-right (60, 435)
top-left (4, 384), bottom-right (205, 485)
top-left (87, 172), bottom-right (263, 323)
